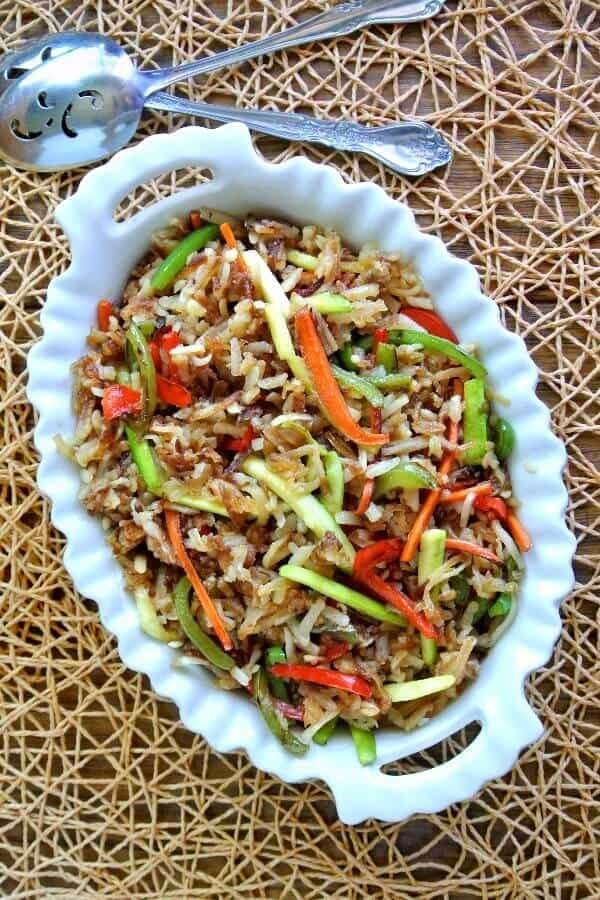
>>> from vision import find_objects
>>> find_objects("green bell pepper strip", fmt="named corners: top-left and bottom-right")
top-left (331, 364), bottom-right (385, 408)
top-left (253, 668), bottom-right (308, 756)
top-left (493, 417), bottom-right (515, 462)
top-left (242, 456), bottom-right (355, 569)
top-left (286, 249), bottom-right (319, 271)
top-left (373, 461), bottom-right (436, 498)
top-left (173, 577), bottom-right (234, 671)
top-left (355, 334), bottom-right (373, 351)
top-left (265, 646), bottom-right (289, 700)
top-left (450, 574), bottom-right (471, 606)
top-left (138, 321), bottom-right (156, 337)
top-left (350, 725), bottom-right (377, 765)
top-left (319, 625), bottom-right (359, 645)
top-left (321, 451), bottom-right (345, 515)
top-left (338, 342), bottom-right (361, 372)
top-left (312, 716), bottom-right (339, 745)
top-left (417, 529), bottom-right (446, 667)
top-left (472, 595), bottom-right (489, 623)
top-left (126, 426), bottom-right (164, 494)
top-left (279, 565), bottom-right (406, 627)
top-left (384, 674), bottom-right (455, 703)
top-left (390, 330), bottom-right (487, 379)
top-left (488, 591), bottom-right (512, 618)
top-left (375, 342), bottom-right (396, 373)
top-left (364, 371), bottom-right (411, 391)
top-left (461, 378), bottom-right (488, 465)
top-left (151, 224), bottom-right (219, 293)
top-left (126, 321), bottom-right (157, 429)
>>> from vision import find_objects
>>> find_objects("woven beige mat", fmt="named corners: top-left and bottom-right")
top-left (1, 1), bottom-right (598, 897)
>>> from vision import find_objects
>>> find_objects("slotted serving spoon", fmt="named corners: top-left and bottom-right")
top-left (0, 0), bottom-right (451, 175)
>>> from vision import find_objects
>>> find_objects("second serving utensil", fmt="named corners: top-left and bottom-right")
top-left (0, 1), bottom-right (448, 172)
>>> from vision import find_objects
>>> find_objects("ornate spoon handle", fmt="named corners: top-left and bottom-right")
top-left (146, 92), bottom-right (452, 177)
top-left (140, 1), bottom-right (446, 94)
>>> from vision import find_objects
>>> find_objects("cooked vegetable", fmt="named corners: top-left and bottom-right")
top-left (126, 321), bottom-right (157, 429)
top-left (391, 330), bottom-right (487, 379)
top-left (506, 511), bottom-right (532, 553)
top-left (243, 456), bottom-right (355, 569)
top-left (174, 577), bottom-right (234, 670)
top-left (331, 364), bottom-right (385, 407)
top-left (286, 249), bottom-right (319, 270)
top-left (165, 509), bottom-right (233, 651)
top-left (165, 485), bottom-right (228, 517)
top-left (493, 417), bottom-right (515, 462)
top-left (102, 384), bottom-right (141, 421)
top-left (253, 668), bottom-right (308, 756)
top-left (301, 291), bottom-right (352, 314)
top-left (400, 379), bottom-right (463, 563)
top-left (450, 574), bottom-right (470, 605)
top-left (224, 424), bottom-right (256, 453)
top-left (373, 461), bottom-right (436, 498)
top-left (338, 342), bottom-right (362, 372)
top-left (268, 663), bottom-right (372, 699)
top-left (399, 307), bottom-right (458, 342)
top-left (97, 299), bottom-right (112, 331)
top-left (375, 342), bottom-right (396, 373)
top-left (373, 327), bottom-right (389, 352)
top-left (323, 640), bottom-right (350, 661)
top-left (489, 592), bottom-right (512, 618)
top-left (440, 482), bottom-right (493, 504)
top-left (135, 589), bottom-right (180, 642)
top-left (444, 538), bottom-right (501, 564)
top-left (385, 674), bottom-right (456, 702)
top-left (461, 378), bottom-right (488, 465)
top-left (364, 371), bottom-right (411, 391)
top-left (417, 528), bottom-right (446, 666)
top-left (295, 308), bottom-right (389, 447)
top-left (265, 645), bottom-right (289, 700)
top-left (474, 494), bottom-right (508, 521)
top-left (350, 725), bottom-right (377, 765)
top-left (321, 450), bottom-right (344, 515)
top-left (279, 564), bottom-right (406, 627)
top-left (156, 373), bottom-right (192, 408)
top-left (126, 426), bottom-right (163, 493)
top-left (355, 478), bottom-right (374, 516)
top-left (312, 716), bottom-right (339, 745)
top-left (150, 224), bottom-right (219, 293)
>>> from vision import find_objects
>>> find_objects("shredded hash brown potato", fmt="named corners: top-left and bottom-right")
top-left (67, 212), bottom-right (524, 746)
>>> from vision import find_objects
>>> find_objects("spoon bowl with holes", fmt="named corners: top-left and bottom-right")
top-left (0, 2), bottom-right (452, 176)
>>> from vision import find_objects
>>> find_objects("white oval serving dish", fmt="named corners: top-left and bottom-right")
top-left (27, 124), bottom-right (575, 824)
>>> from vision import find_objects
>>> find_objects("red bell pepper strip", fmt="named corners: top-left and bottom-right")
top-left (189, 211), bottom-right (202, 230)
top-left (164, 509), bottom-right (233, 651)
top-left (353, 567), bottom-right (438, 639)
top-left (474, 494), bottom-right (508, 521)
top-left (269, 663), bottom-right (372, 699)
top-left (149, 328), bottom-right (182, 379)
top-left (354, 538), bottom-right (405, 571)
top-left (440, 482), bottom-right (493, 504)
top-left (401, 379), bottom-right (463, 563)
top-left (400, 307), bottom-right (458, 343)
top-left (373, 327), bottom-right (389, 353)
top-left (224, 424), bottom-right (256, 453)
top-left (323, 640), bottom-right (350, 662)
top-left (97, 299), bottom-right (113, 331)
top-left (444, 538), bottom-right (501, 564)
top-left (101, 384), bottom-right (142, 421)
top-left (295, 308), bottom-right (389, 447)
top-left (156, 373), bottom-right (192, 408)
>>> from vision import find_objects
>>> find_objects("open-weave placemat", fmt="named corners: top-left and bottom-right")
top-left (1, 1), bottom-right (598, 897)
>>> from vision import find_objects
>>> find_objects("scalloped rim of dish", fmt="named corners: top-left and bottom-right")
top-left (26, 124), bottom-right (574, 824)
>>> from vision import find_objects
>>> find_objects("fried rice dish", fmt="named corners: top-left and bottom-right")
top-left (63, 210), bottom-right (532, 760)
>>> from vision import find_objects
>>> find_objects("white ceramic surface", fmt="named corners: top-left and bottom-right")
top-left (27, 124), bottom-right (575, 824)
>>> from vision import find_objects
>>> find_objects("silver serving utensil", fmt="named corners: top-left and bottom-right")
top-left (0, 0), bottom-right (449, 172)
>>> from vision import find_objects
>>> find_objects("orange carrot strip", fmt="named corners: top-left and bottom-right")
top-left (97, 299), bottom-right (112, 331)
top-left (401, 379), bottom-right (463, 563)
top-left (220, 221), bottom-right (246, 274)
top-left (355, 478), bottom-right (374, 516)
top-left (439, 482), bottom-right (493, 505)
top-left (189, 211), bottom-right (202, 230)
top-left (445, 538), bottom-right (501, 564)
top-left (295, 309), bottom-right (389, 447)
top-left (506, 511), bottom-right (532, 552)
top-left (164, 509), bottom-right (233, 650)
